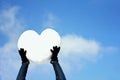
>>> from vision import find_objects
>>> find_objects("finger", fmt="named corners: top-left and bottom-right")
top-left (20, 48), bottom-right (24, 51)
top-left (50, 49), bottom-right (53, 53)
top-left (57, 47), bottom-right (60, 52)
top-left (58, 46), bottom-right (60, 49)
top-left (53, 46), bottom-right (56, 49)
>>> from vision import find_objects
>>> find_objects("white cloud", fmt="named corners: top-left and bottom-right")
top-left (59, 34), bottom-right (118, 74)
top-left (60, 34), bottom-right (118, 61)
top-left (61, 34), bottom-right (101, 60)
top-left (0, 6), bottom-right (25, 80)
top-left (42, 12), bottom-right (57, 28)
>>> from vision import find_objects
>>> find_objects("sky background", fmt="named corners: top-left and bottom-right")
top-left (0, 0), bottom-right (120, 80)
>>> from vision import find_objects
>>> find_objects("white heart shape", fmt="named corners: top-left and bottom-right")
top-left (18, 28), bottom-right (61, 63)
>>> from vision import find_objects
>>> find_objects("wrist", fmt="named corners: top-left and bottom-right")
top-left (50, 59), bottom-right (58, 64)
top-left (22, 60), bottom-right (29, 64)
top-left (22, 61), bottom-right (29, 64)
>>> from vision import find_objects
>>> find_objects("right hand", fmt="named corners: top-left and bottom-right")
top-left (18, 48), bottom-right (29, 63)
top-left (50, 46), bottom-right (60, 62)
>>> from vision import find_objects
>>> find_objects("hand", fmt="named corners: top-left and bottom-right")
top-left (50, 46), bottom-right (60, 62)
top-left (18, 48), bottom-right (29, 63)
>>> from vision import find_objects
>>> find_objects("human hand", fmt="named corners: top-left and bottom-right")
top-left (50, 46), bottom-right (60, 62)
top-left (18, 48), bottom-right (29, 63)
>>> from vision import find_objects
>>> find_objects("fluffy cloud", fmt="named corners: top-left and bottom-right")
top-left (0, 6), bottom-right (25, 80)
top-left (42, 12), bottom-right (58, 28)
top-left (61, 35), bottom-right (101, 59)
top-left (58, 35), bottom-right (101, 73)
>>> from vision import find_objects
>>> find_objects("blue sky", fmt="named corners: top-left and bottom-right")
top-left (0, 0), bottom-right (120, 80)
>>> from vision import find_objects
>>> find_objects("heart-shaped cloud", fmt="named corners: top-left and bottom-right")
top-left (18, 28), bottom-right (61, 63)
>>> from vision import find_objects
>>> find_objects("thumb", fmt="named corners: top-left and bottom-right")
top-left (50, 49), bottom-right (53, 53)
